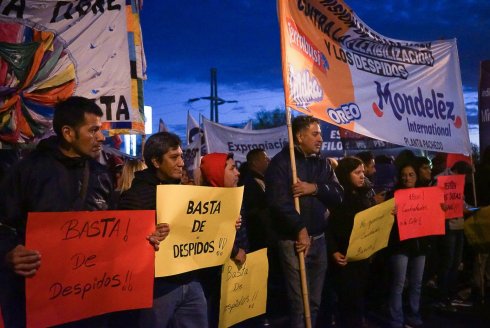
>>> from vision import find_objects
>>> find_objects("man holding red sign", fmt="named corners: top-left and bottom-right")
top-left (0, 97), bottom-right (114, 327)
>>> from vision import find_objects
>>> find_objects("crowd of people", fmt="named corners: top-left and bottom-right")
top-left (0, 96), bottom-right (489, 328)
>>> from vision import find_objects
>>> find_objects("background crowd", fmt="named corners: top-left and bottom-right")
top-left (1, 98), bottom-right (490, 328)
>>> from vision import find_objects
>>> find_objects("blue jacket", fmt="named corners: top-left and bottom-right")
top-left (265, 145), bottom-right (343, 240)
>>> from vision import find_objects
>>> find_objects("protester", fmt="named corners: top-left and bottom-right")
top-left (327, 156), bottom-right (376, 327)
top-left (356, 151), bottom-right (385, 204)
top-left (473, 146), bottom-right (490, 302)
top-left (241, 149), bottom-right (271, 251)
top-left (118, 132), bottom-right (206, 327)
top-left (200, 152), bottom-right (248, 263)
top-left (434, 160), bottom-right (474, 310)
top-left (387, 162), bottom-right (430, 328)
top-left (180, 167), bottom-right (195, 185)
top-left (265, 115), bottom-right (343, 327)
top-left (119, 158), bottom-right (147, 192)
top-left (0, 96), bottom-right (114, 327)
top-left (356, 151), bottom-right (376, 179)
top-left (199, 152), bottom-right (249, 328)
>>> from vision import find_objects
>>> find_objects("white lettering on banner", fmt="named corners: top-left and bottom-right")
top-left (287, 19), bottom-right (328, 71)
top-left (482, 109), bottom-right (490, 123)
top-left (280, 0), bottom-right (471, 155)
top-left (288, 65), bottom-right (323, 109)
top-left (203, 118), bottom-right (288, 166)
top-left (321, 141), bottom-right (343, 151)
top-left (326, 103), bottom-right (361, 124)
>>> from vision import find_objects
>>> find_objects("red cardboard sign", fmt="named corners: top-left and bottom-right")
top-left (437, 175), bottom-right (465, 219)
top-left (395, 187), bottom-right (445, 241)
top-left (25, 211), bottom-right (155, 328)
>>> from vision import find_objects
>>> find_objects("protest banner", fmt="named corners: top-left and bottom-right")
top-left (0, 0), bottom-right (146, 143)
top-left (155, 185), bottom-right (243, 277)
top-left (479, 60), bottom-right (490, 155)
top-left (25, 210), bottom-right (155, 328)
top-left (203, 117), bottom-right (288, 166)
top-left (465, 206), bottom-right (490, 252)
top-left (437, 174), bottom-right (465, 219)
top-left (278, 0), bottom-right (471, 155)
top-left (339, 127), bottom-right (399, 151)
top-left (346, 198), bottom-right (395, 261)
top-left (219, 248), bottom-right (268, 328)
top-left (395, 187), bottom-right (445, 241)
top-left (319, 122), bottom-right (344, 158)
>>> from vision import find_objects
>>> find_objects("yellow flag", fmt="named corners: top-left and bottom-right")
top-left (346, 198), bottom-right (395, 261)
top-left (155, 185), bottom-right (243, 277)
top-left (219, 248), bottom-right (268, 328)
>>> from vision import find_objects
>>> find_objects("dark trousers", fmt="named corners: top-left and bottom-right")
top-left (333, 259), bottom-right (370, 328)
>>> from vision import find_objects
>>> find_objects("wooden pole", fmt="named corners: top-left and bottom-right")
top-left (286, 107), bottom-right (312, 328)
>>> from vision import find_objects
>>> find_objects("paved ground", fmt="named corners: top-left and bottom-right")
top-left (236, 285), bottom-right (490, 328)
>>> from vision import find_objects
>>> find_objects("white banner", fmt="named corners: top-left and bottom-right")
top-left (0, 0), bottom-right (145, 142)
top-left (203, 118), bottom-right (288, 165)
top-left (278, 0), bottom-right (471, 155)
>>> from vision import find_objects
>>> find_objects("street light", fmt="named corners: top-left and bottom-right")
top-left (187, 68), bottom-right (237, 122)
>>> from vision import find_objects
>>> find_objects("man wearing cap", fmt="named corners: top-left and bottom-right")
top-left (265, 115), bottom-right (343, 327)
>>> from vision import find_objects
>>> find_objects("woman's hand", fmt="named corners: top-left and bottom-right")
top-left (147, 223), bottom-right (170, 251)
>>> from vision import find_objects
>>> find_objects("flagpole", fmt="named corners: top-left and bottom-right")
top-left (286, 107), bottom-right (312, 328)
top-left (277, 0), bottom-right (311, 325)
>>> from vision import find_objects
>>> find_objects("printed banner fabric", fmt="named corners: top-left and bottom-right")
top-left (0, 0), bottom-right (146, 143)
top-left (203, 117), bottom-right (288, 166)
top-left (479, 60), bottom-right (490, 155)
top-left (25, 210), bottom-right (155, 328)
top-left (278, 0), bottom-right (471, 155)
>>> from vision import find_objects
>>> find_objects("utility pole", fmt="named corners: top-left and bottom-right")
top-left (188, 68), bottom-right (237, 123)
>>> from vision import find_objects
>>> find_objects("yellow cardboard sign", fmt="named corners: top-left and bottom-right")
top-left (155, 185), bottom-right (243, 277)
top-left (219, 248), bottom-right (268, 328)
top-left (465, 206), bottom-right (490, 252)
top-left (346, 198), bottom-right (395, 261)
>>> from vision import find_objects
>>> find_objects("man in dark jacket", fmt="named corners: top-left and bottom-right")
top-left (265, 115), bottom-right (343, 328)
top-left (242, 149), bottom-right (271, 251)
top-left (0, 96), bottom-right (113, 327)
top-left (118, 132), bottom-right (207, 328)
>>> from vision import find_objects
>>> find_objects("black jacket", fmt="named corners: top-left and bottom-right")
top-left (118, 168), bottom-right (196, 295)
top-left (0, 136), bottom-right (113, 261)
top-left (242, 170), bottom-right (274, 251)
top-left (265, 145), bottom-right (343, 240)
top-left (327, 187), bottom-right (376, 256)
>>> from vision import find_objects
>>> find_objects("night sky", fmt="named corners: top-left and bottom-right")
top-left (140, 0), bottom-right (490, 144)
